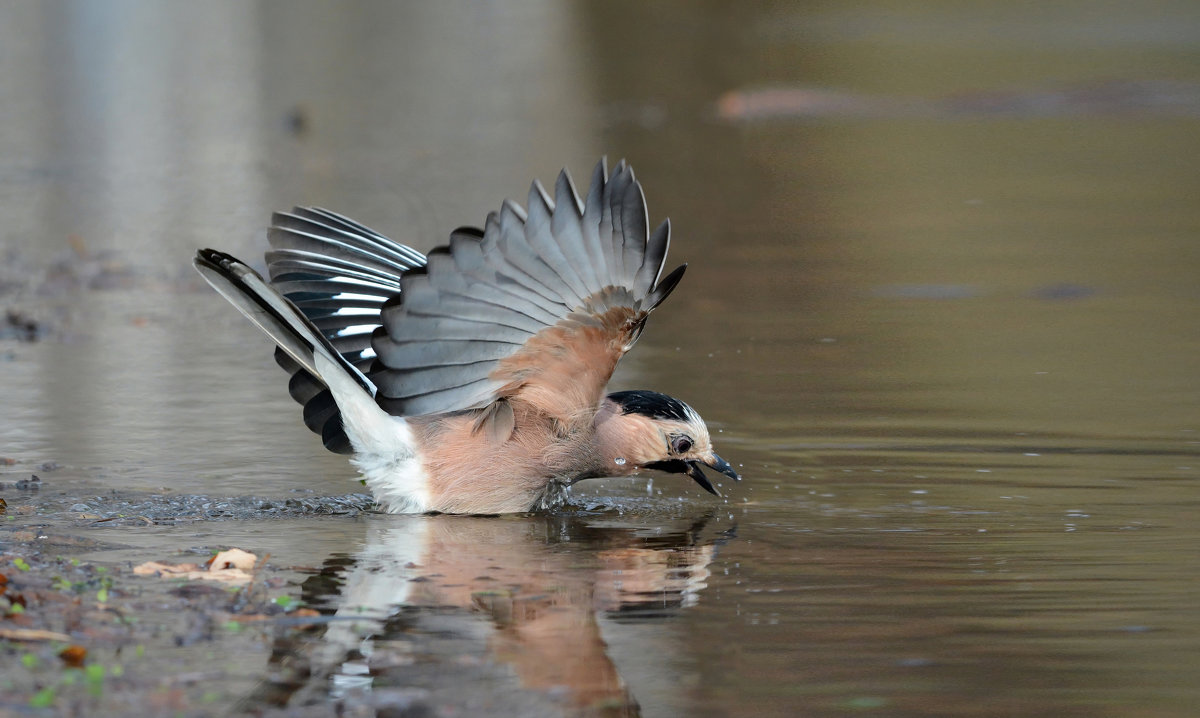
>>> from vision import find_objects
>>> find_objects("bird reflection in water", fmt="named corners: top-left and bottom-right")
top-left (249, 510), bottom-right (734, 716)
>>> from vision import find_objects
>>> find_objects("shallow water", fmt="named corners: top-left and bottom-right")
top-left (2, 1), bottom-right (1199, 716)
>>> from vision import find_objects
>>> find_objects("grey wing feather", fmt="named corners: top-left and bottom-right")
top-left (289, 207), bottom-right (426, 268)
top-left (270, 214), bottom-right (417, 276)
top-left (603, 161), bottom-right (634, 286)
top-left (475, 223), bottom-right (573, 313)
top-left (371, 158), bottom-right (685, 415)
top-left (578, 160), bottom-right (612, 283)
top-left (490, 201), bottom-right (578, 306)
top-left (375, 377), bottom-right (504, 417)
top-left (619, 176), bottom-right (649, 293)
top-left (399, 273), bottom-right (546, 335)
top-left (551, 170), bottom-right (600, 296)
top-left (260, 209), bottom-right (425, 453)
top-left (523, 180), bottom-right (590, 301)
top-left (430, 249), bottom-right (563, 327)
top-left (634, 218), bottom-right (670, 298)
top-left (372, 339), bottom-right (521, 369)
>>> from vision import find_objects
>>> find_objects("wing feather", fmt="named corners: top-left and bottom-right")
top-left (375, 377), bottom-right (504, 417)
top-left (551, 169), bottom-right (600, 296)
top-left (620, 175), bottom-right (649, 292)
top-left (442, 241), bottom-right (564, 326)
top-left (491, 201), bottom-right (577, 306)
top-left (603, 161), bottom-right (635, 286)
top-left (287, 208), bottom-right (426, 268)
top-left (634, 218), bottom-right (671, 299)
top-left (370, 158), bottom-right (686, 421)
top-left (582, 159), bottom-right (616, 283)
top-left (263, 210), bottom-right (424, 453)
top-left (372, 339), bottom-right (520, 369)
top-left (238, 160), bottom-right (685, 436)
top-left (269, 215), bottom-right (414, 275)
top-left (524, 180), bottom-right (590, 302)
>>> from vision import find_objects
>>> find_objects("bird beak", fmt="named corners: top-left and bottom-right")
top-left (704, 453), bottom-right (741, 482)
top-left (684, 453), bottom-right (741, 497)
top-left (645, 454), bottom-right (741, 497)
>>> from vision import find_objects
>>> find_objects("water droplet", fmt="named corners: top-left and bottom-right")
top-left (614, 457), bottom-right (626, 465)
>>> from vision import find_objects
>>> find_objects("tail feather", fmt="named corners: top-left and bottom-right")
top-left (192, 249), bottom-right (374, 396)
top-left (195, 248), bottom-right (425, 508)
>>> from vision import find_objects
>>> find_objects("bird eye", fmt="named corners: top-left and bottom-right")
top-left (671, 435), bottom-right (693, 454)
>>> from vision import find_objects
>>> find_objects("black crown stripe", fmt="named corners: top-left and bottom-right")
top-left (608, 390), bottom-right (692, 422)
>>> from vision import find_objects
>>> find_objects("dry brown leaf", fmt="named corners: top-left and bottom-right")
top-left (59, 644), bottom-right (87, 667)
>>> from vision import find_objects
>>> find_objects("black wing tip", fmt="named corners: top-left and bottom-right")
top-left (645, 263), bottom-right (687, 311)
top-left (194, 247), bottom-right (231, 267)
top-left (193, 248), bottom-right (266, 281)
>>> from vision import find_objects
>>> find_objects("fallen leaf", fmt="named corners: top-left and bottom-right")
top-left (225, 613), bottom-right (271, 623)
top-left (134, 550), bottom-right (258, 586)
top-left (59, 644), bottom-right (87, 667)
top-left (133, 561), bottom-right (200, 577)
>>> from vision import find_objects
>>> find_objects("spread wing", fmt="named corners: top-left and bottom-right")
top-left (263, 159), bottom-right (685, 451)
top-left (371, 158), bottom-right (685, 424)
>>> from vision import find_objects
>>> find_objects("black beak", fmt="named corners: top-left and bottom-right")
top-left (646, 454), bottom-right (740, 497)
top-left (684, 461), bottom-right (720, 496)
top-left (704, 453), bottom-right (741, 482)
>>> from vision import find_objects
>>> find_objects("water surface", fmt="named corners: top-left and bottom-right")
top-left (1, 1), bottom-right (1198, 716)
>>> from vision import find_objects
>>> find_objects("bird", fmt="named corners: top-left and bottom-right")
top-left (193, 158), bottom-right (738, 514)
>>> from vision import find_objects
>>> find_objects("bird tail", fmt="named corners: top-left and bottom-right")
top-left (192, 249), bottom-right (375, 397)
top-left (194, 249), bottom-right (430, 513)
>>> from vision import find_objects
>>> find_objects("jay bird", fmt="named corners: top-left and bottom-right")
top-left (194, 159), bottom-right (738, 514)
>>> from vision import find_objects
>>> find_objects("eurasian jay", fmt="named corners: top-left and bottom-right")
top-left (194, 159), bottom-right (738, 514)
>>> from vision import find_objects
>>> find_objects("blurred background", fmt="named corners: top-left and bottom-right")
top-left (1, 1), bottom-right (1199, 716)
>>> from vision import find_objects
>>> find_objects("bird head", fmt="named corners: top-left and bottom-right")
top-left (595, 390), bottom-right (740, 495)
